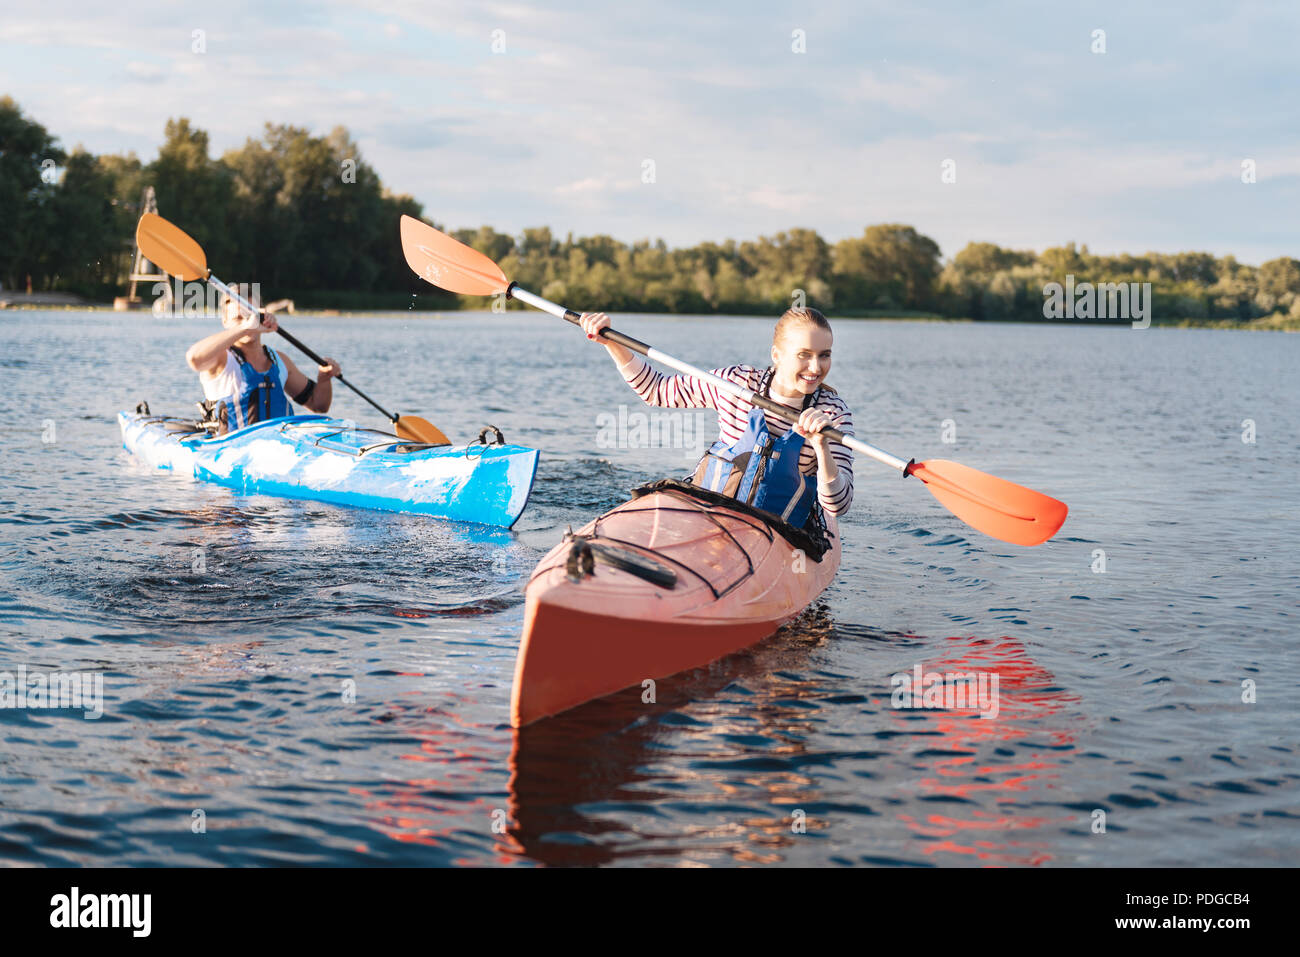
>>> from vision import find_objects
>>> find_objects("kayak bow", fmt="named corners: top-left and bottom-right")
top-left (510, 480), bottom-right (841, 726)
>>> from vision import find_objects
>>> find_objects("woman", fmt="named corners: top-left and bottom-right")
top-left (186, 291), bottom-right (341, 433)
top-left (579, 305), bottom-right (854, 527)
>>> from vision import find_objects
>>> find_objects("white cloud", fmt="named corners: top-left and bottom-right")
top-left (554, 177), bottom-right (607, 195)
top-left (744, 186), bottom-right (820, 213)
top-left (0, 0), bottom-right (1294, 263)
top-left (845, 66), bottom-right (955, 110)
top-left (125, 61), bottom-right (165, 81)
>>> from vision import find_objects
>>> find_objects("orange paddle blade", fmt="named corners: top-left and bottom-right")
top-left (136, 213), bottom-right (208, 281)
top-left (908, 459), bottom-right (1068, 546)
top-left (400, 214), bottom-right (510, 296)
top-left (395, 415), bottom-right (450, 446)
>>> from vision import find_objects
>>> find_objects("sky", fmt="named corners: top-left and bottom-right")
top-left (2, 0), bottom-right (1297, 264)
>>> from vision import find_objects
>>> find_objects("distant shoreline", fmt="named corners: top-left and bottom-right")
top-left (2, 303), bottom-right (1295, 331)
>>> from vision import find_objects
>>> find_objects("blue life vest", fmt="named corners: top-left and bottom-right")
top-left (220, 345), bottom-right (292, 431)
top-left (690, 371), bottom-right (820, 528)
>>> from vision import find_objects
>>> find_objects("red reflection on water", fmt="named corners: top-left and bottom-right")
top-left (889, 634), bottom-right (1081, 865)
top-left (352, 691), bottom-right (515, 865)
top-left (359, 627), bottom-right (1082, 867)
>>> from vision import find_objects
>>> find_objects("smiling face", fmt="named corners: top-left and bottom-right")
top-left (771, 322), bottom-right (833, 397)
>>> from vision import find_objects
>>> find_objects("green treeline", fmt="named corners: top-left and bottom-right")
top-left (3, 96), bottom-right (1299, 323)
top-left (0, 96), bottom-right (423, 309)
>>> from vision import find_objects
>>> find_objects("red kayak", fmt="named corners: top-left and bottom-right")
top-left (510, 479), bottom-right (841, 727)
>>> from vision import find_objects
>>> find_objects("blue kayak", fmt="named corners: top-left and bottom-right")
top-left (118, 411), bottom-right (539, 528)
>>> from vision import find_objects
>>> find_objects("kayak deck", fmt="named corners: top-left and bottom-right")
top-left (118, 411), bottom-right (539, 527)
top-left (511, 481), bottom-right (840, 726)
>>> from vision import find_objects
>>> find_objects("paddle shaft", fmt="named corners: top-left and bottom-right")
top-left (208, 272), bottom-right (400, 424)
top-left (507, 284), bottom-right (914, 474)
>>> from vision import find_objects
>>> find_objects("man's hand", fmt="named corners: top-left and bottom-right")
top-left (316, 358), bottom-right (342, 379)
top-left (242, 311), bottom-right (278, 335)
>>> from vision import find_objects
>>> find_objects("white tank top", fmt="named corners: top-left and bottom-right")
top-left (201, 348), bottom-right (290, 402)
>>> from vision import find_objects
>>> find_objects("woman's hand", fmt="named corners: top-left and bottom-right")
top-left (578, 311), bottom-right (637, 366)
top-left (794, 407), bottom-right (833, 447)
top-left (316, 358), bottom-right (342, 379)
top-left (797, 407), bottom-right (840, 486)
top-left (578, 312), bottom-right (611, 341)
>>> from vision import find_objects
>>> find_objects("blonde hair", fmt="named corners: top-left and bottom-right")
top-left (772, 306), bottom-right (837, 394)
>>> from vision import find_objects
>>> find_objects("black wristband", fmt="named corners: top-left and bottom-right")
top-left (292, 379), bottom-right (316, 405)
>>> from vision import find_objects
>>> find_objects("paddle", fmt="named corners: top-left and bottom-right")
top-left (399, 215), bottom-right (1068, 546)
top-left (135, 213), bottom-right (451, 446)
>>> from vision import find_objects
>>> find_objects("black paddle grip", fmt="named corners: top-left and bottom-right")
top-left (748, 391), bottom-right (848, 445)
top-left (559, 307), bottom-right (652, 356)
top-left (601, 328), bottom-right (652, 355)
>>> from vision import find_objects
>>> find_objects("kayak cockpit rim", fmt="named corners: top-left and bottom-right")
top-left (630, 478), bottom-right (834, 562)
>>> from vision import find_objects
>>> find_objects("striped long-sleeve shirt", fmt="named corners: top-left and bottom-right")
top-left (617, 354), bottom-right (855, 516)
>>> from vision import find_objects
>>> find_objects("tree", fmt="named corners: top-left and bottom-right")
top-left (47, 149), bottom-right (121, 294)
top-left (0, 96), bottom-right (65, 290)
top-left (1257, 257), bottom-right (1300, 298)
top-left (1037, 242), bottom-right (1088, 279)
top-left (952, 241), bottom-right (1035, 279)
top-left (833, 224), bottom-right (941, 310)
top-left (147, 118), bottom-right (232, 266)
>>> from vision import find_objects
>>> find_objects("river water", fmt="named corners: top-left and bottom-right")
top-left (1, 310), bottom-right (1296, 866)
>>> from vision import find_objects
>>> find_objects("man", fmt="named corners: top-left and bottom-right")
top-left (186, 290), bottom-right (341, 433)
